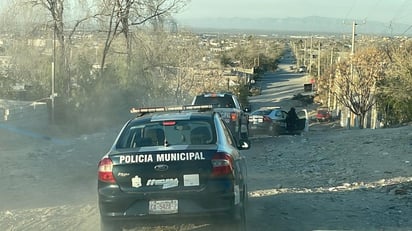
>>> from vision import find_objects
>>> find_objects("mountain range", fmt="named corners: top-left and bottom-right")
top-left (176, 16), bottom-right (412, 36)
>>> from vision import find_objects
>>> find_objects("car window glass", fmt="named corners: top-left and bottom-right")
top-left (219, 116), bottom-right (235, 146)
top-left (253, 109), bottom-right (271, 115)
top-left (252, 110), bottom-right (263, 115)
top-left (189, 121), bottom-right (214, 145)
top-left (263, 110), bottom-right (271, 115)
top-left (297, 111), bottom-right (306, 118)
top-left (116, 120), bottom-right (215, 148)
top-left (195, 96), bottom-right (234, 108)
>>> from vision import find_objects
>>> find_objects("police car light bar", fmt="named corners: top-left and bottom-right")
top-left (130, 105), bottom-right (213, 114)
top-left (130, 107), bottom-right (166, 114)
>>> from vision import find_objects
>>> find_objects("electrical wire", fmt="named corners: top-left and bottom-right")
top-left (401, 24), bottom-right (412, 36)
top-left (390, 0), bottom-right (408, 23)
top-left (363, 0), bottom-right (382, 23)
top-left (343, 0), bottom-right (358, 23)
top-left (389, 0), bottom-right (411, 36)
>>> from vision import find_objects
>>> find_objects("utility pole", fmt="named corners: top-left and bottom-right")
top-left (347, 20), bottom-right (363, 128)
top-left (309, 36), bottom-right (313, 73)
top-left (51, 22), bottom-right (56, 125)
top-left (303, 39), bottom-right (307, 67)
top-left (317, 42), bottom-right (321, 79)
top-left (327, 48), bottom-right (333, 109)
top-left (351, 21), bottom-right (357, 56)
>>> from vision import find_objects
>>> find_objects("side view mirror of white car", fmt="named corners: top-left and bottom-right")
top-left (238, 139), bottom-right (251, 149)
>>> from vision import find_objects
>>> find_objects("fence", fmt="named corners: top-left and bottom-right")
top-left (0, 99), bottom-right (49, 132)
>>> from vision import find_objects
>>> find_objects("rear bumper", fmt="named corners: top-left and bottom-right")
top-left (99, 207), bottom-right (238, 226)
top-left (98, 184), bottom-right (238, 224)
top-left (249, 126), bottom-right (271, 132)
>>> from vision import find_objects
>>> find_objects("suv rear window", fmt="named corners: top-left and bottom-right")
top-left (116, 120), bottom-right (215, 149)
top-left (193, 95), bottom-right (235, 108)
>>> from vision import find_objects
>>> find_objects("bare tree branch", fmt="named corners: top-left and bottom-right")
top-left (334, 46), bottom-right (387, 128)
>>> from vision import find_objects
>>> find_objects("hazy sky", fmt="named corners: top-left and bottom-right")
top-left (176, 0), bottom-right (412, 25)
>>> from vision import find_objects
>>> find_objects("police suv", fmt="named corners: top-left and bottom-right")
top-left (98, 105), bottom-right (250, 231)
top-left (192, 93), bottom-right (250, 143)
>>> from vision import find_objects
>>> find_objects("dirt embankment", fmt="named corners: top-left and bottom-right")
top-left (1, 64), bottom-right (412, 230)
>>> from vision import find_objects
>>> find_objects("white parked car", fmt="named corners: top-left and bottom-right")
top-left (248, 107), bottom-right (307, 136)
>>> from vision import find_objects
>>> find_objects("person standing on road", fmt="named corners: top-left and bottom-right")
top-left (286, 107), bottom-right (298, 131)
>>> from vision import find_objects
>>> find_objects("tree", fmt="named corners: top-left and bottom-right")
top-left (131, 30), bottom-right (207, 105)
top-left (334, 46), bottom-right (387, 128)
top-left (7, 0), bottom-right (105, 100)
top-left (98, 0), bottom-right (187, 78)
top-left (377, 40), bottom-right (412, 125)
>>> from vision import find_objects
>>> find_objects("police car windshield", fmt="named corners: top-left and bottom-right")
top-left (116, 120), bottom-right (215, 149)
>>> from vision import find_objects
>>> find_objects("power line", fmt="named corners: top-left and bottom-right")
top-left (343, 0), bottom-right (358, 22)
top-left (385, 0), bottom-right (410, 36)
top-left (390, 0), bottom-right (408, 23)
top-left (363, 0), bottom-right (382, 23)
top-left (401, 24), bottom-right (412, 36)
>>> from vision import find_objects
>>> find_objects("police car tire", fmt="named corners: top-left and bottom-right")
top-left (100, 217), bottom-right (122, 231)
top-left (232, 185), bottom-right (247, 231)
top-left (219, 206), bottom-right (246, 231)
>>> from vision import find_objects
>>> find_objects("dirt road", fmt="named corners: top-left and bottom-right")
top-left (245, 62), bottom-right (412, 231)
top-left (246, 125), bottom-right (412, 231)
top-left (1, 62), bottom-right (412, 231)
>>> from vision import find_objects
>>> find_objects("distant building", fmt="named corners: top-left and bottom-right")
top-left (28, 39), bottom-right (46, 47)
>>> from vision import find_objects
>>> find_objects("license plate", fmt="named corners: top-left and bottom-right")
top-left (149, 200), bottom-right (178, 214)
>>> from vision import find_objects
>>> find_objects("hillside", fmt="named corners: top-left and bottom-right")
top-left (176, 16), bottom-right (412, 36)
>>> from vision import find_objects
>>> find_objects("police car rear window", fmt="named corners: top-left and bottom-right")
top-left (116, 120), bottom-right (215, 149)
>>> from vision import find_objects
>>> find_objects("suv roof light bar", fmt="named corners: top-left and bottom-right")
top-left (203, 93), bottom-right (225, 97)
top-left (130, 105), bottom-right (214, 114)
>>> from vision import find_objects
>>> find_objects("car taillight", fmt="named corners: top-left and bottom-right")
top-left (230, 112), bottom-right (237, 121)
top-left (263, 116), bottom-right (272, 122)
top-left (211, 152), bottom-right (234, 176)
top-left (98, 157), bottom-right (115, 183)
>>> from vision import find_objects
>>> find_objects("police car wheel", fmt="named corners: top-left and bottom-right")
top-left (218, 206), bottom-right (246, 231)
top-left (100, 217), bottom-right (122, 231)
top-left (232, 186), bottom-right (247, 231)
